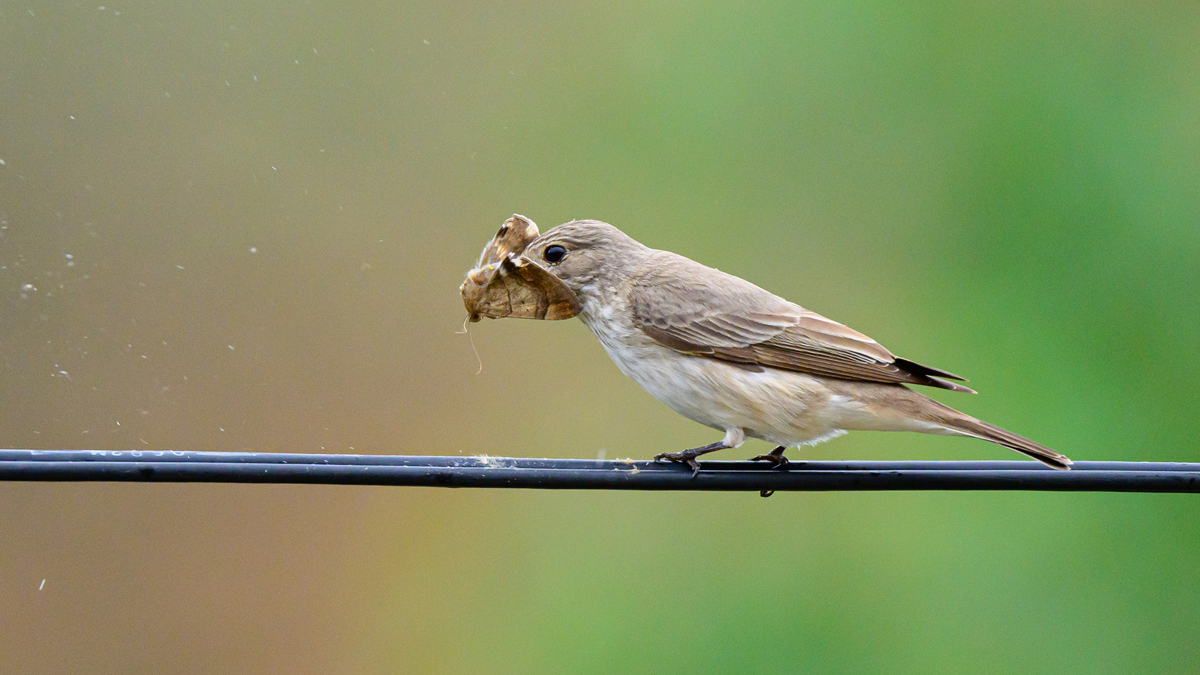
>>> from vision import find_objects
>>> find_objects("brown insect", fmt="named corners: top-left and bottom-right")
top-left (460, 214), bottom-right (581, 322)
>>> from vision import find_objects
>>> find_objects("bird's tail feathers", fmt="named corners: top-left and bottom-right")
top-left (944, 416), bottom-right (1072, 470)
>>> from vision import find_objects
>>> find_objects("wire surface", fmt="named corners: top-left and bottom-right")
top-left (1, 450), bottom-right (1197, 493)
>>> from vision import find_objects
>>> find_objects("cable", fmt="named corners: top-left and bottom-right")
top-left (1, 450), bottom-right (1197, 493)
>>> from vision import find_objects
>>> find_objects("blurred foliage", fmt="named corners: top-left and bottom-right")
top-left (1, 0), bottom-right (1198, 673)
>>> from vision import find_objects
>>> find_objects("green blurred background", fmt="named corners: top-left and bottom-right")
top-left (2, 0), bottom-right (1198, 672)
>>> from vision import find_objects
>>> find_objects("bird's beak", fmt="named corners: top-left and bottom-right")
top-left (460, 216), bottom-right (582, 322)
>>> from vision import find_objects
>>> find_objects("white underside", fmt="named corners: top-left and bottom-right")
top-left (580, 301), bottom-right (953, 451)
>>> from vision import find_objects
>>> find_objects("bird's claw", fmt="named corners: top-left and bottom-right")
top-left (654, 451), bottom-right (703, 478)
top-left (751, 452), bottom-right (790, 471)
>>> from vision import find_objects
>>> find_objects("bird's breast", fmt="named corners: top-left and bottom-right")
top-left (578, 300), bottom-right (859, 445)
top-left (578, 301), bottom-right (655, 379)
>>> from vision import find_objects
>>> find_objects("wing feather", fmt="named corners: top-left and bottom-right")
top-left (630, 252), bottom-right (974, 393)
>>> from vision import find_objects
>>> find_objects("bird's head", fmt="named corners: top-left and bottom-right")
top-left (461, 216), bottom-right (644, 322)
top-left (525, 219), bottom-right (646, 303)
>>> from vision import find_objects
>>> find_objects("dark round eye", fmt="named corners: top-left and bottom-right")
top-left (544, 245), bottom-right (567, 264)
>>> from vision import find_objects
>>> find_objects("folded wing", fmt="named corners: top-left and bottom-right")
top-left (630, 252), bottom-right (974, 393)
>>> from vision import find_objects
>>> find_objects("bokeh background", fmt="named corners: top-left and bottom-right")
top-left (2, 0), bottom-right (1199, 672)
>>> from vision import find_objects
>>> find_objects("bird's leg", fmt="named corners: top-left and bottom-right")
top-left (751, 445), bottom-right (790, 470)
top-left (655, 429), bottom-right (744, 477)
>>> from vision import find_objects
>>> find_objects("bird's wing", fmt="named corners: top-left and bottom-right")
top-left (629, 253), bottom-right (974, 393)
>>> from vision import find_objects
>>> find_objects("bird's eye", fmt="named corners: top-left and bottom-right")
top-left (544, 245), bottom-right (567, 264)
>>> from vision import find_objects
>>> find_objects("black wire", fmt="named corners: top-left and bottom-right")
top-left (1, 450), bottom-right (1198, 493)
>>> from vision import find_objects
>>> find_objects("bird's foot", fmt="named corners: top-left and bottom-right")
top-left (751, 446), bottom-right (790, 471)
top-left (654, 441), bottom-right (730, 478)
top-left (654, 451), bottom-right (702, 477)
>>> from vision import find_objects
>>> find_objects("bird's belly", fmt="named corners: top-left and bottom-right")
top-left (594, 336), bottom-right (852, 446)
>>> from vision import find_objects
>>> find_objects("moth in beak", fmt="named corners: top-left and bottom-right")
top-left (460, 214), bottom-right (582, 322)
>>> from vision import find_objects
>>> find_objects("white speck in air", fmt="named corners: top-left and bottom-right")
top-left (249, 247), bottom-right (257, 253)
top-left (227, 345), bottom-right (234, 350)
top-left (176, 265), bottom-right (184, 269)
top-left (39, 579), bottom-right (46, 591)
top-left (423, 39), bottom-right (429, 44)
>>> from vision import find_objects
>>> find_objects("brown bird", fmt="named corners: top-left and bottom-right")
top-left (468, 217), bottom-right (1072, 474)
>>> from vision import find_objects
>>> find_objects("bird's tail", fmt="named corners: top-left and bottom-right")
top-left (942, 415), bottom-right (1072, 470)
top-left (825, 381), bottom-right (1073, 469)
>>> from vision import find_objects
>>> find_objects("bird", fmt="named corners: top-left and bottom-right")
top-left (478, 218), bottom-right (1072, 475)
